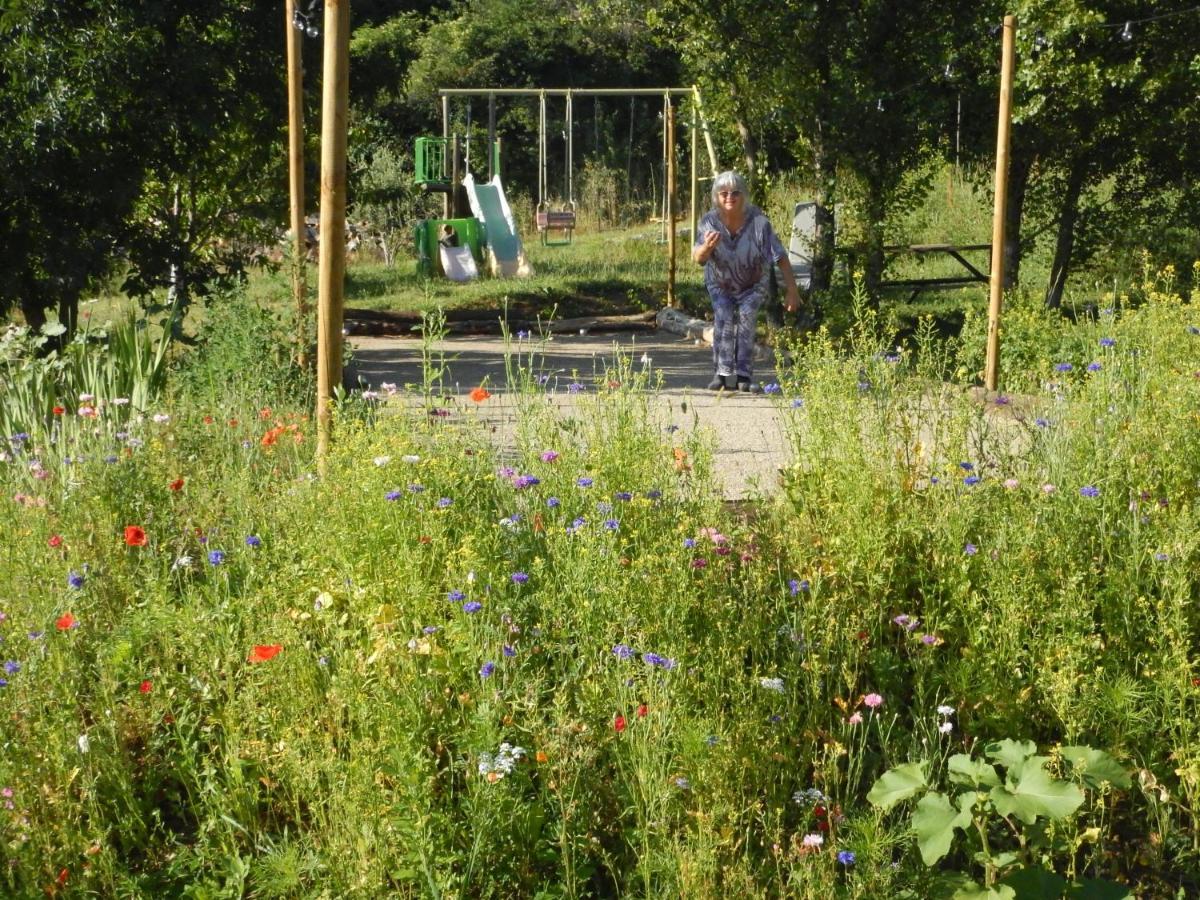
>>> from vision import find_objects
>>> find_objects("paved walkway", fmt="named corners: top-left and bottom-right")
top-left (347, 330), bottom-right (791, 500)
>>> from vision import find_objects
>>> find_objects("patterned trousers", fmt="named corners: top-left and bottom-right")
top-left (710, 289), bottom-right (765, 378)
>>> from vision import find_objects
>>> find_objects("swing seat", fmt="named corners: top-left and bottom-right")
top-left (536, 205), bottom-right (576, 246)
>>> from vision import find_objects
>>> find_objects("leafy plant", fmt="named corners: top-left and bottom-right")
top-left (868, 740), bottom-right (1133, 898)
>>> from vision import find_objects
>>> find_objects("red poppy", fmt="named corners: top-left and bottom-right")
top-left (124, 525), bottom-right (148, 547)
top-left (52, 406), bottom-right (65, 416)
top-left (248, 644), bottom-right (283, 663)
top-left (813, 805), bottom-right (827, 819)
top-left (613, 714), bottom-right (627, 733)
top-left (56, 612), bottom-right (78, 631)
top-left (228, 418), bottom-right (239, 427)
top-left (636, 704), bottom-right (649, 718)
top-left (168, 478), bottom-right (184, 492)
top-left (203, 415), bottom-right (215, 425)
top-left (259, 407), bottom-right (273, 420)
top-left (139, 680), bottom-right (153, 694)
top-left (418, 535), bottom-right (432, 545)
top-left (48, 534), bottom-right (63, 548)
top-left (469, 386), bottom-right (492, 403)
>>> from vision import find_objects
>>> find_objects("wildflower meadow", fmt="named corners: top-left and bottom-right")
top-left (2, 272), bottom-right (1200, 898)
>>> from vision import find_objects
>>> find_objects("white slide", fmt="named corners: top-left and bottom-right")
top-left (463, 173), bottom-right (533, 278)
top-left (439, 244), bottom-right (478, 282)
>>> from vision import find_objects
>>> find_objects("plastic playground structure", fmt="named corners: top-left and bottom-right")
top-left (412, 86), bottom-right (719, 283)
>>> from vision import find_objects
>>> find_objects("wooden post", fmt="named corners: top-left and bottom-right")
top-left (315, 0), bottom-right (350, 474)
top-left (985, 15), bottom-right (1016, 393)
top-left (690, 94), bottom-right (698, 248)
top-left (285, 0), bottom-right (308, 368)
top-left (666, 99), bottom-right (677, 308)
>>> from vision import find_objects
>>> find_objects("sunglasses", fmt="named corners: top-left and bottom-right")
top-left (717, 190), bottom-right (743, 199)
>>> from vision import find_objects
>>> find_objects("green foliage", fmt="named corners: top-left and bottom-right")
top-left (869, 739), bottom-right (1129, 895)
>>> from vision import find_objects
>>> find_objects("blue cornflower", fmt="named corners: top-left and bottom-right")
top-left (408, 483), bottom-right (424, 493)
top-left (837, 850), bottom-right (856, 866)
top-left (423, 625), bottom-right (440, 634)
top-left (959, 462), bottom-right (974, 472)
top-left (645, 489), bottom-right (662, 500)
top-left (511, 572), bottom-right (529, 584)
top-left (104, 455), bottom-right (119, 464)
top-left (67, 571), bottom-right (85, 589)
top-left (684, 537), bottom-right (696, 548)
top-left (603, 519), bottom-right (619, 530)
top-left (964, 543), bottom-right (978, 556)
top-left (1154, 552), bottom-right (1169, 562)
top-left (516, 330), bottom-right (530, 339)
top-left (576, 477), bottom-right (593, 488)
top-left (3, 661), bottom-right (19, 675)
top-left (0, 678), bottom-right (6, 688)
top-left (963, 475), bottom-right (981, 486)
top-left (462, 601), bottom-right (482, 613)
top-left (1035, 418), bottom-right (1050, 428)
top-left (546, 496), bottom-right (560, 508)
top-left (385, 489), bottom-right (401, 501)
top-left (642, 652), bottom-right (677, 670)
top-left (567, 517), bottom-right (587, 534)
top-left (789, 579), bottom-right (809, 596)
top-left (596, 501), bottom-right (612, 515)
top-left (448, 589), bottom-right (466, 602)
top-left (614, 491), bottom-right (632, 502)
top-left (208, 550), bottom-right (225, 566)
top-left (612, 643), bottom-right (634, 660)
top-left (791, 398), bottom-right (804, 408)
top-left (1054, 362), bottom-right (1073, 373)
top-left (763, 382), bottom-right (782, 394)
top-left (437, 497), bottom-right (453, 508)
top-left (1099, 337), bottom-right (1116, 348)
top-left (513, 475), bottom-right (540, 489)
top-left (502, 645), bottom-right (517, 657)
top-left (705, 734), bottom-right (719, 747)
top-left (1087, 362), bottom-right (1102, 372)
top-left (567, 382), bottom-right (584, 394)
top-left (1080, 485), bottom-right (1100, 498)
top-left (244, 535), bottom-right (261, 548)
top-left (479, 661), bottom-right (496, 678)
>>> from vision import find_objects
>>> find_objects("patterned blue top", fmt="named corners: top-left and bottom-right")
top-left (694, 205), bottom-right (786, 301)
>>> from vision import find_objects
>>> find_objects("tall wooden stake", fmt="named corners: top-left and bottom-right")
top-left (315, 0), bottom-right (350, 474)
top-left (285, 0), bottom-right (308, 368)
top-left (666, 99), bottom-right (677, 308)
top-left (985, 14), bottom-right (1016, 392)
top-left (690, 95), bottom-right (698, 249)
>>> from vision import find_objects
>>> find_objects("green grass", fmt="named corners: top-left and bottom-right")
top-left (247, 223), bottom-right (712, 322)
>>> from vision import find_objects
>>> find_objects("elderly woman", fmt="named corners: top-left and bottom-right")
top-left (692, 171), bottom-right (800, 391)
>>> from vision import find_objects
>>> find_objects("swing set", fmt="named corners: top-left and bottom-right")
top-left (432, 87), bottom-right (720, 246)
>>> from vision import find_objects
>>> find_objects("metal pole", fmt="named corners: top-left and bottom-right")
top-left (441, 94), bottom-right (450, 219)
top-left (315, 0), bottom-right (350, 475)
top-left (488, 92), bottom-right (496, 180)
top-left (667, 99), bottom-right (677, 308)
top-left (538, 91), bottom-right (546, 207)
top-left (985, 15), bottom-right (1016, 393)
top-left (285, 0), bottom-right (308, 368)
top-left (566, 90), bottom-right (574, 206)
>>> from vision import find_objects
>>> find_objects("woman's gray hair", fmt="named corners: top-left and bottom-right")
top-left (711, 170), bottom-right (749, 206)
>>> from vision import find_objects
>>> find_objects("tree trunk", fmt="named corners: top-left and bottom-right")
top-left (734, 116), bottom-right (758, 177)
top-left (1044, 155), bottom-right (1088, 310)
top-left (1002, 142), bottom-right (1034, 290)
top-left (863, 188), bottom-right (886, 298)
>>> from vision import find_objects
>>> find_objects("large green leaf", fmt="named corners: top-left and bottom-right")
top-left (949, 754), bottom-right (1001, 788)
top-left (913, 791), bottom-right (972, 865)
top-left (990, 760), bottom-right (1084, 825)
top-left (867, 761), bottom-right (928, 810)
top-left (1058, 746), bottom-right (1131, 790)
top-left (1000, 865), bottom-right (1067, 899)
top-left (1063, 878), bottom-right (1134, 900)
top-left (953, 884), bottom-right (1016, 900)
top-left (986, 739), bottom-right (1038, 778)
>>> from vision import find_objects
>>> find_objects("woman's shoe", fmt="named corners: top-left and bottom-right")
top-left (723, 374), bottom-right (739, 390)
top-left (707, 374), bottom-right (727, 390)
top-left (737, 377), bottom-right (760, 393)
